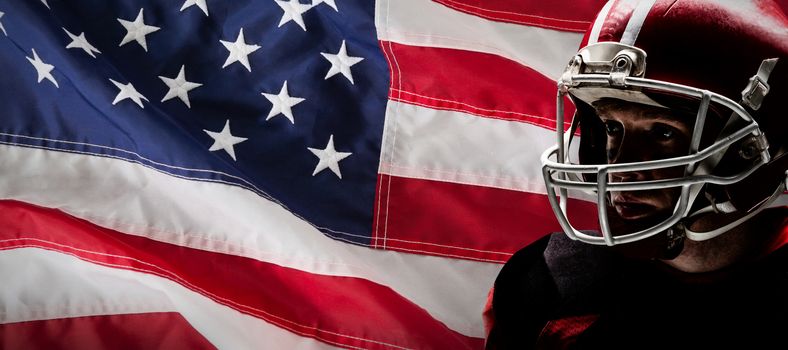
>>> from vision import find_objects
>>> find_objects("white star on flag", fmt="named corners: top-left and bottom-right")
top-left (313, 0), bottom-right (338, 11)
top-left (109, 79), bottom-right (148, 108)
top-left (203, 119), bottom-right (247, 161)
top-left (180, 0), bottom-right (209, 16)
top-left (159, 65), bottom-right (202, 108)
top-left (321, 40), bottom-right (364, 84)
top-left (308, 134), bottom-right (352, 179)
top-left (40, 0), bottom-right (50, 9)
top-left (26, 49), bottom-right (59, 88)
top-left (274, 0), bottom-right (312, 31)
top-left (63, 28), bottom-right (101, 58)
top-left (262, 81), bottom-right (305, 124)
top-left (118, 8), bottom-right (160, 52)
top-left (220, 28), bottom-right (260, 72)
top-left (0, 11), bottom-right (7, 36)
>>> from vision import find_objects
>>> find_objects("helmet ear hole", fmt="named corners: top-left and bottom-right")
top-left (724, 151), bottom-right (788, 213)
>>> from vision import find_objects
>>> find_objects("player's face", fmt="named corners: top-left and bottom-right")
top-left (596, 103), bottom-right (693, 221)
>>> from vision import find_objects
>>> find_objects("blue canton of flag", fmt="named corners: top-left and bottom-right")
top-left (0, 0), bottom-right (389, 244)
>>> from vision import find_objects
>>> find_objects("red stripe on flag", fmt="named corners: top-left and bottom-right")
top-left (382, 41), bottom-right (574, 131)
top-left (373, 175), bottom-right (599, 262)
top-left (0, 200), bottom-right (483, 350)
top-left (0, 313), bottom-right (214, 350)
top-left (430, 0), bottom-right (605, 32)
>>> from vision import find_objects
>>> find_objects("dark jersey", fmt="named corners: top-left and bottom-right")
top-left (486, 233), bottom-right (788, 350)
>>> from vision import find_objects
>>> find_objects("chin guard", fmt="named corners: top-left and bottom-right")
top-left (610, 225), bottom-right (685, 260)
top-left (606, 216), bottom-right (687, 260)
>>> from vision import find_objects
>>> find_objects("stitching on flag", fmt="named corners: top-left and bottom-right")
top-left (435, 0), bottom-right (593, 24)
top-left (432, 0), bottom-right (591, 31)
top-left (391, 89), bottom-right (560, 124)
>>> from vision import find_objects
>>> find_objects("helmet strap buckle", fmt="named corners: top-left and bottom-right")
top-left (741, 58), bottom-right (779, 110)
top-left (742, 76), bottom-right (769, 110)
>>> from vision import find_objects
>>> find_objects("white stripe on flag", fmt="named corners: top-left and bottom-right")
top-left (380, 100), bottom-right (553, 194)
top-left (379, 101), bottom-right (583, 196)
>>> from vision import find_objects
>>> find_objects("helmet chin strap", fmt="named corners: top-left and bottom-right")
top-left (683, 182), bottom-right (785, 241)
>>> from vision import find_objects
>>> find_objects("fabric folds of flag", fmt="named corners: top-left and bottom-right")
top-left (0, 0), bottom-right (605, 348)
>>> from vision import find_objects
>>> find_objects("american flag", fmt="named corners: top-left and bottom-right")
top-left (0, 0), bottom-right (604, 348)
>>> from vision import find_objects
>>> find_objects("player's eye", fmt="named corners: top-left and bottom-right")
top-left (651, 123), bottom-right (677, 141)
top-left (603, 120), bottom-right (622, 136)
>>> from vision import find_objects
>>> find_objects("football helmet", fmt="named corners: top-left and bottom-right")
top-left (541, 0), bottom-right (788, 253)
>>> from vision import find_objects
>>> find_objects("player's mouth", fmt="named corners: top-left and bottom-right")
top-left (611, 194), bottom-right (658, 220)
